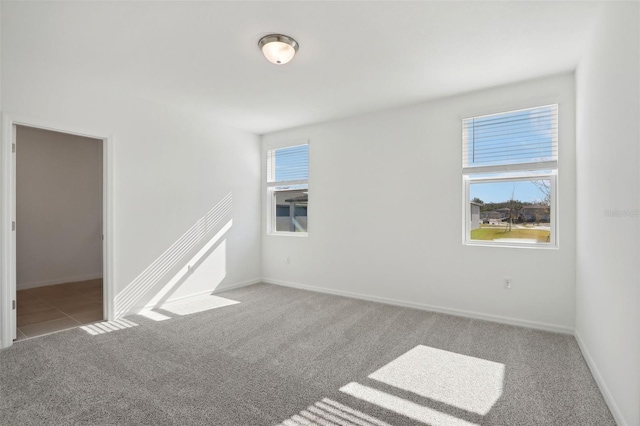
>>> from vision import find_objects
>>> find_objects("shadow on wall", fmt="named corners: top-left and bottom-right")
top-left (114, 192), bottom-right (233, 317)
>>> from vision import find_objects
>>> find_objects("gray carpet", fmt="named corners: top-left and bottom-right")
top-left (0, 283), bottom-right (615, 425)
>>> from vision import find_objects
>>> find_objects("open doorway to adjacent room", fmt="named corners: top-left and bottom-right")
top-left (13, 125), bottom-right (104, 340)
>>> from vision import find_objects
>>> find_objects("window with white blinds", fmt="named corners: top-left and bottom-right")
top-left (267, 144), bottom-right (309, 185)
top-left (462, 104), bottom-right (558, 248)
top-left (266, 143), bottom-right (309, 234)
top-left (463, 104), bottom-right (558, 173)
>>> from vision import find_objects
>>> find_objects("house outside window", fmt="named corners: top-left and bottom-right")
top-left (267, 143), bottom-right (309, 235)
top-left (463, 105), bottom-right (558, 247)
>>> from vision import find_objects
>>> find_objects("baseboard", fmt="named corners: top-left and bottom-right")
top-left (211, 278), bottom-right (262, 294)
top-left (126, 278), bottom-right (261, 317)
top-left (263, 278), bottom-right (574, 335)
top-left (575, 330), bottom-right (627, 426)
top-left (17, 273), bottom-right (103, 290)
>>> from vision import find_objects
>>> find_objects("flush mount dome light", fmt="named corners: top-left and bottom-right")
top-left (258, 34), bottom-right (299, 65)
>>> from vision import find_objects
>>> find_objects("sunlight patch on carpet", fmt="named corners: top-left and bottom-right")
top-left (340, 382), bottom-right (478, 426)
top-left (138, 310), bottom-right (172, 321)
top-left (369, 345), bottom-right (504, 415)
top-left (80, 319), bottom-right (138, 335)
top-left (277, 398), bottom-right (393, 426)
top-left (160, 294), bottom-right (239, 316)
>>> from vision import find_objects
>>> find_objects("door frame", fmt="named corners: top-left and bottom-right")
top-left (1, 114), bottom-right (114, 349)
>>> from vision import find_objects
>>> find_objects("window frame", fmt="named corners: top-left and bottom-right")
top-left (463, 172), bottom-right (557, 248)
top-left (266, 142), bottom-right (309, 237)
top-left (462, 104), bottom-right (559, 249)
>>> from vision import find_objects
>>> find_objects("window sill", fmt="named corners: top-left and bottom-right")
top-left (267, 232), bottom-right (308, 238)
top-left (464, 240), bottom-right (558, 250)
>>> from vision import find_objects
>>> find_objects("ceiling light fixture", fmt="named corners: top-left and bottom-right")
top-left (258, 34), bottom-right (299, 65)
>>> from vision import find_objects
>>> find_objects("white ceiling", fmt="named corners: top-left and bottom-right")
top-left (3, 1), bottom-right (602, 134)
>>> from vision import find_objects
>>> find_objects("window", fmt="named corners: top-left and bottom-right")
top-left (463, 105), bottom-right (558, 247)
top-left (267, 143), bottom-right (309, 234)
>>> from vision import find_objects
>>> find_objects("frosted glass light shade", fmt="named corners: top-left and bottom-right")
top-left (258, 34), bottom-right (299, 65)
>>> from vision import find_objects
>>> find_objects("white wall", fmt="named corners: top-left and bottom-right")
top-left (2, 4), bottom-right (262, 316)
top-left (16, 126), bottom-right (102, 289)
top-left (575, 2), bottom-right (640, 425)
top-left (262, 74), bottom-right (577, 332)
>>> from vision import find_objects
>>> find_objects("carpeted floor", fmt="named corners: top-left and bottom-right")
top-left (0, 283), bottom-right (615, 425)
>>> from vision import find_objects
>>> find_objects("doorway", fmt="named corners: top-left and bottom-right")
top-left (15, 126), bottom-right (103, 339)
top-left (0, 117), bottom-right (113, 348)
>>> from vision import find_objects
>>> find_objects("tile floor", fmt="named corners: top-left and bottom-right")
top-left (16, 279), bottom-right (103, 340)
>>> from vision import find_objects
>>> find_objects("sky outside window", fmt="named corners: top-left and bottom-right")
top-left (470, 180), bottom-right (550, 204)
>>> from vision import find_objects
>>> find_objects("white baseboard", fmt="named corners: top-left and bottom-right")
top-left (211, 278), bottom-right (262, 294)
top-left (575, 330), bottom-right (627, 426)
top-left (262, 278), bottom-right (574, 335)
top-left (17, 273), bottom-right (103, 290)
top-left (124, 278), bottom-right (261, 317)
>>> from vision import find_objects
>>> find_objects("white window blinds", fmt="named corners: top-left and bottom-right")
top-left (462, 104), bottom-right (558, 173)
top-left (267, 144), bottom-right (309, 185)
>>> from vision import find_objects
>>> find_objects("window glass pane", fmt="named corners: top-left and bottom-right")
top-left (463, 105), bottom-right (557, 168)
top-left (274, 188), bottom-right (308, 232)
top-left (268, 144), bottom-right (309, 183)
top-left (469, 179), bottom-right (551, 244)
